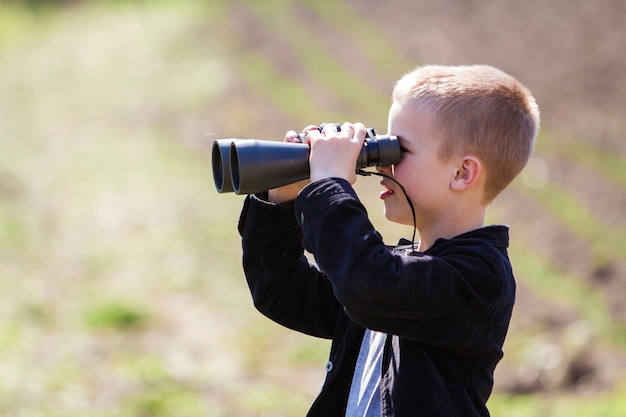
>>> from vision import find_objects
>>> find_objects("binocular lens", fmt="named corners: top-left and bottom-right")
top-left (212, 139), bottom-right (238, 193)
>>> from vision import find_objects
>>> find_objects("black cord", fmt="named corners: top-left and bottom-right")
top-left (356, 169), bottom-right (418, 254)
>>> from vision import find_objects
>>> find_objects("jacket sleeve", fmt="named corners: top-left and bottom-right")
top-left (294, 179), bottom-right (513, 349)
top-left (238, 193), bottom-right (341, 339)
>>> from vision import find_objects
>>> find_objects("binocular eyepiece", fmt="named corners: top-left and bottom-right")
top-left (212, 126), bottom-right (400, 195)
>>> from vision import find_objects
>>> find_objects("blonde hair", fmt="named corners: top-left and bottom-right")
top-left (392, 65), bottom-right (540, 203)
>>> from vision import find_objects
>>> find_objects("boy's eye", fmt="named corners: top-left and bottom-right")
top-left (396, 137), bottom-right (409, 154)
top-left (397, 147), bottom-right (409, 162)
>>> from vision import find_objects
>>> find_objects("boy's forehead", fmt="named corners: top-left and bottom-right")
top-left (390, 101), bottom-right (432, 134)
top-left (390, 99), bottom-right (431, 119)
top-left (389, 100), bottom-right (441, 152)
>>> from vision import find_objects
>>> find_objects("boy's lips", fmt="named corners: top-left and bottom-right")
top-left (379, 181), bottom-right (395, 199)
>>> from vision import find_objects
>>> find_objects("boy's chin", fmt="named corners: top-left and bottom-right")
top-left (383, 208), bottom-right (415, 227)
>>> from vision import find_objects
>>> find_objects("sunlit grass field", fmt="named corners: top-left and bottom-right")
top-left (1, 1), bottom-right (625, 416)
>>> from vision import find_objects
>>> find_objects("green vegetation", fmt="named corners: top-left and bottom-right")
top-left (1, 1), bottom-right (624, 416)
top-left (538, 132), bottom-right (626, 190)
top-left (515, 179), bottom-right (626, 268)
top-left (508, 244), bottom-right (626, 346)
top-left (243, 0), bottom-right (390, 122)
top-left (82, 299), bottom-right (148, 331)
top-left (489, 387), bottom-right (626, 417)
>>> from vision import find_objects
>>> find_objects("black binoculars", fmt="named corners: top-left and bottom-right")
top-left (212, 126), bottom-right (400, 195)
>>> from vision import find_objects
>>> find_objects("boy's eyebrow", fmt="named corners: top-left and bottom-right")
top-left (397, 136), bottom-right (410, 149)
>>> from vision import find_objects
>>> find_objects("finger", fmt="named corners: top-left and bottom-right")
top-left (352, 122), bottom-right (366, 133)
top-left (352, 122), bottom-right (367, 141)
top-left (284, 130), bottom-right (300, 143)
top-left (304, 127), bottom-right (323, 145)
top-left (301, 125), bottom-right (320, 134)
top-left (340, 122), bottom-right (355, 138)
top-left (321, 122), bottom-right (339, 136)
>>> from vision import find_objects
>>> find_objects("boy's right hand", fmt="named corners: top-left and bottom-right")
top-left (267, 125), bottom-right (318, 203)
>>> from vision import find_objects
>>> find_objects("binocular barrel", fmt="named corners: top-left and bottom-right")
top-left (212, 132), bottom-right (400, 195)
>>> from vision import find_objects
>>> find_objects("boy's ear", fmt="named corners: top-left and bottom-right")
top-left (451, 156), bottom-right (482, 191)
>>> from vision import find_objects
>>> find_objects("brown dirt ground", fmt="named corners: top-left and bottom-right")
top-left (350, 0), bottom-right (626, 394)
top-left (216, 0), bottom-right (626, 395)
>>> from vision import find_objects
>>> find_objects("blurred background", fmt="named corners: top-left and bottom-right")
top-left (1, 0), bottom-right (625, 415)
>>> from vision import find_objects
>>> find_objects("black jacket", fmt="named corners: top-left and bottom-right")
top-left (238, 178), bottom-right (515, 416)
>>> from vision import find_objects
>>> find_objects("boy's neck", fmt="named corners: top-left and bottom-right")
top-left (416, 207), bottom-right (487, 252)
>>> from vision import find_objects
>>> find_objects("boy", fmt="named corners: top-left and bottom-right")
top-left (237, 65), bottom-right (540, 416)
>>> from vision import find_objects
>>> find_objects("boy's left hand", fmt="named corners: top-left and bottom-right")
top-left (307, 122), bottom-right (366, 184)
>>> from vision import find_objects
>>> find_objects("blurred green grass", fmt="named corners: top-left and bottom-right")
top-left (0, 2), bottom-right (324, 416)
top-left (1, 1), bottom-right (625, 416)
